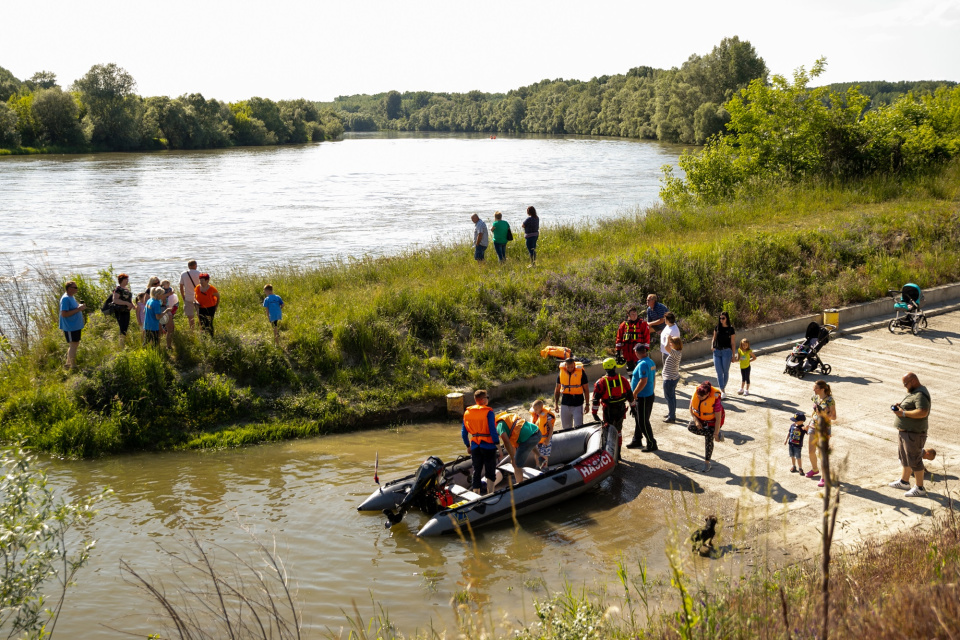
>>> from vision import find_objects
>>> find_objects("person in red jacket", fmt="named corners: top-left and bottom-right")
top-left (592, 358), bottom-right (635, 432)
top-left (615, 307), bottom-right (650, 373)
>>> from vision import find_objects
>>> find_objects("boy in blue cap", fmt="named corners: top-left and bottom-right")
top-left (785, 412), bottom-right (807, 474)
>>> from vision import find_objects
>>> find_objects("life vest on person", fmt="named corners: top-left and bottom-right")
top-left (540, 345), bottom-right (572, 359)
top-left (496, 412), bottom-right (525, 447)
top-left (531, 407), bottom-right (555, 438)
top-left (463, 405), bottom-right (495, 446)
top-left (691, 387), bottom-right (720, 422)
top-left (601, 374), bottom-right (629, 405)
top-left (558, 363), bottom-right (585, 394)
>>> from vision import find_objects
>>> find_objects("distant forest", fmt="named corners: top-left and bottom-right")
top-left (0, 64), bottom-right (344, 153)
top-left (324, 40), bottom-right (956, 145)
top-left (2, 38), bottom-right (956, 153)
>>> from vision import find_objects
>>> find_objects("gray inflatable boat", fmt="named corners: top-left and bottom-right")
top-left (357, 422), bottom-right (619, 536)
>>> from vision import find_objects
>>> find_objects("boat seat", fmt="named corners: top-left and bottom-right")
top-left (449, 485), bottom-right (481, 502)
top-left (497, 464), bottom-right (542, 480)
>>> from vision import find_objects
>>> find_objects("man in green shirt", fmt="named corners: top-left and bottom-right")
top-left (490, 211), bottom-right (511, 263)
top-left (888, 372), bottom-right (932, 497)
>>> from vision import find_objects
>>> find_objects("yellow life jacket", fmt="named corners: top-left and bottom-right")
top-left (690, 387), bottom-right (720, 422)
top-left (531, 407), bottom-right (556, 438)
top-left (558, 363), bottom-right (585, 394)
top-left (495, 412), bottom-right (525, 448)
top-left (540, 345), bottom-right (572, 359)
top-left (463, 405), bottom-right (495, 445)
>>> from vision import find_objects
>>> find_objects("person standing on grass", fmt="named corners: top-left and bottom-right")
top-left (554, 357), bottom-right (590, 430)
top-left (888, 372), bottom-right (932, 498)
top-left (110, 273), bottom-right (135, 347)
top-left (160, 279), bottom-right (179, 350)
top-left (59, 281), bottom-right (86, 369)
top-left (627, 344), bottom-right (657, 451)
top-left (659, 312), bottom-right (680, 364)
top-left (646, 294), bottom-right (668, 341)
top-left (142, 287), bottom-right (165, 347)
top-left (471, 213), bottom-right (489, 263)
top-left (179, 260), bottom-right (201, 330)
top-left (262, 284), bottom-right (284, 346)
top-left (461, 390), bottom-right (498, 495)
top-left (522, 206), bottom-right (539, 267)
top-left (194, 273), bottom-right (220, 337)
top-left (805, 379), bottom-right (837, 487)
top-left (711, 311), bottom-right (736, 399)
top-left (615, 307), bottom-right (649, 373)
top-left (736, 338), bottom-right (757, 396)
top-left (490, 211), bottom-right (511, 263)
top-left (661, 336), bottom-right (683, 423)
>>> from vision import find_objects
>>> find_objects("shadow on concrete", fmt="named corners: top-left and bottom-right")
top-left (840, 481), bottom-right (948, 516)
top-left (820, 374), bottom-right (883, 386)
top-left (721, 429), bottom-right (756, 446)
top-left (684, 459), bottom-right (799, 503)
top-left (919, 329), bottom-right (960, 344)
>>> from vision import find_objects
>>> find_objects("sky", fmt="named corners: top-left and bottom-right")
top-left (2, 0), bottom-right (959, 102)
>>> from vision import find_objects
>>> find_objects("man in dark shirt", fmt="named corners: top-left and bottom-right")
top-left (888, 372), bottom-right (932, 497)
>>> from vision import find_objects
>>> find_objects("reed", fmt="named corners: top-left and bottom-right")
top-left (1, 164), bottom-right (959, 455)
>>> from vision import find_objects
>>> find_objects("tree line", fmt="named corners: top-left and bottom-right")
top-left (0, 64), bottom-right (344, 152)
top-left (325, 36), bottom-right (769, 145)
top-left (660, 59), bottom-right (960, 204)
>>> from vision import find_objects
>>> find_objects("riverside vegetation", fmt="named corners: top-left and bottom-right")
top-left (2, 58), bottom-right (960, 457)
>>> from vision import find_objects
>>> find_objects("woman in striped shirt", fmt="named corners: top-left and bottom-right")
top-left (662, 336), bottom-right (683, 423)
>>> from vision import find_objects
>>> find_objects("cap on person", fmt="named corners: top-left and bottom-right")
top-left (792, 412), bottom-right (806, 422)
top-left (633, 343), bottom-right (650, 354)
top-left (199, 273), bottom-right (210, 280)
top-left (602, 357), bottom-right (617, 370)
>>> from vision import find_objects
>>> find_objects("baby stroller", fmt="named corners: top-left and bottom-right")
top-left (887, 283), bottom-right (927, 335)
top-left (784, 321), bottom-right (835, 378)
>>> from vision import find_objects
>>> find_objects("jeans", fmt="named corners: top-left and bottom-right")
top-left (713, 348), bottom-right (733, 391)
top-left (493, 242), bottom-right (507, 262)
top-left (663, 378), bottom-right (678, 419)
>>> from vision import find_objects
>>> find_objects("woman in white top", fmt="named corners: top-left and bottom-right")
top-left (662, 336), bottom-right (683, 422)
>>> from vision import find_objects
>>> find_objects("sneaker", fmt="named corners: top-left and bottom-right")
top-left (805, 470), bottom-right (819, 478)
top-left (625, 441), bottom-right (643, 449)
top-left (702, 461), bottom-right (712, 472)
top-left (720, 391), bottom-right (727, 400)
top-left (737, 389), bottom-right (744, 395)
top-left (888, 480), bottom-right (912, 490)
top-left (904, 485), bottom-right (927, 498)
top-left (743, 390), bottom-right (749, 397)
top-left (642, 443), bottom-right (659, 452)
top-left (663, 416), bottom-right (676, 423)
top-left (817, 479), bottom-right (825, 487)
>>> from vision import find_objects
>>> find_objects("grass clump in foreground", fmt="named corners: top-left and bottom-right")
top-left (2, 163), bottom-right (960, 456)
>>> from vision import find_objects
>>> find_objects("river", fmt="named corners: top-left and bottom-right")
top-left (49, 423), bottom-right (678, 636)
top-left (5, 134), bottom-right (686, 635)
top-left (0, 132), bottom-right (682, 288)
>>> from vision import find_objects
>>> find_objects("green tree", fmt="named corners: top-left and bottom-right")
top-left (0, 102), bottom-right (20, 147)
top-left (26, 71), bottom-right (58, 91)
top-left (72, 63), bottom-right (141, 150)
top-left (31, 88), bottom-right (85, 146)
top-left (8, 92), bottom-right (41, 147)
top-left (0, 66), bottom-right (21, 103)
top-left (1, 443), bottom-right (108, 639)
top-left (383, 90), bottom-right (402, 120)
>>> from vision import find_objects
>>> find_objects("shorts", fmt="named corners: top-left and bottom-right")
top-left (898, 431), bottom-right (927, 472)
top-left (168, 304), bottom-right (179, 317)
top-left (537, 443), bottom-right (552, 458)
top-left (271, 320), bottom-right (280, 327)
top-left (63, 329), bottom-right (82, 343)
top-left (144, 329), bottom-right (160, 345)
top-left (184, 300), bottom-right (196, 318)
top-left (514, 436), bottom-right (540, 469)
top-left (788, 444), bottom-right (803, 459)
top-left (474, 244), bottom-right (488, 261)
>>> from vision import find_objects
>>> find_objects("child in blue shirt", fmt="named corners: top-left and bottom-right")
top-left (784, 412), bottom-right (806, 474)
top-left (262, 284), bottom-right (285, 346)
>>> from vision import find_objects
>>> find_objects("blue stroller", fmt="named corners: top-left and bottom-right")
top-left (887, 283), bottom-right (927, 335)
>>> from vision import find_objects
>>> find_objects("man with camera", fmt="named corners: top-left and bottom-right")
top-left (888, 372), bottom-right (932, 497)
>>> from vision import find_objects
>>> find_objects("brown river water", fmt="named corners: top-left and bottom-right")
top-left (47, 422), bottom-right (679, 636)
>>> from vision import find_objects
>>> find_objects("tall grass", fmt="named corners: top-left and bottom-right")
top-left (1, 164), bottom-right (959, 455)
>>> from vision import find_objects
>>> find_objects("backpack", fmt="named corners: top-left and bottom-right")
top-left (101, 293), bottom-right (116, 316)
top-left (507, 225), bottom-right (514, 242)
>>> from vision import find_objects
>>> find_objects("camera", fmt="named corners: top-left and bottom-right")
top-left (890, 405), bottom-right (899, 412)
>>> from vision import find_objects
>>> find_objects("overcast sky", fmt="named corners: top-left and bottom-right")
top-left (2, 0), bottom-right (958, 102)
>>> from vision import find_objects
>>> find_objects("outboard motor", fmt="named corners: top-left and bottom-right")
top-left (383, 456), bottom-right (445, 528)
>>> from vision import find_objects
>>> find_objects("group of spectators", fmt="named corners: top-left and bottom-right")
top-left (471, 206), bottom-right (540, 267)
top-left (58, 260), bottom-right (288, 369)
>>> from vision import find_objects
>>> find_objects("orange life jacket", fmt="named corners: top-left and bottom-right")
top-left (558, 363), bottom-right (585, 394)
top-left (463, 405), bottom-right (495, 446)
top-left (690, 387), bottom-right (720, 422)
top-left (540, 345), bottom-right (572, 359)
top-left (531, 407), bottom-right (556, 438)
top-left (495, 412), bottom-right (525, 447)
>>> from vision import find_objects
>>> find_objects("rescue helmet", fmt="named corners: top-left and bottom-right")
top-left (602, 357), bottom-right (618, 370)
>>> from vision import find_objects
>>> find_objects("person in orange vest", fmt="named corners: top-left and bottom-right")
top-left (461, 389), bottom-right (499, 493)
top-left (554, 357), bottom-right (591, 429)
top-left (687, 380), bottom-right (725, 472)
top-left (496, 412), bottom-right (542, 484)
top-left (591, 358), bottom-right (635, 432)
top-left (615, 307), bottom-right (650, 373)
top-left (530, 399), bottom-right (556, 470)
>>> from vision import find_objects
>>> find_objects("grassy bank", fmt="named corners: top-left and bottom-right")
top-left (2, 164), bottom-right (959, 456)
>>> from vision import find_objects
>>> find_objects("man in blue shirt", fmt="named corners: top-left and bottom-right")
top-left (627, 343), bottom-right (658, 451)
top-left (58, 281), bottom-right (86, 370)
